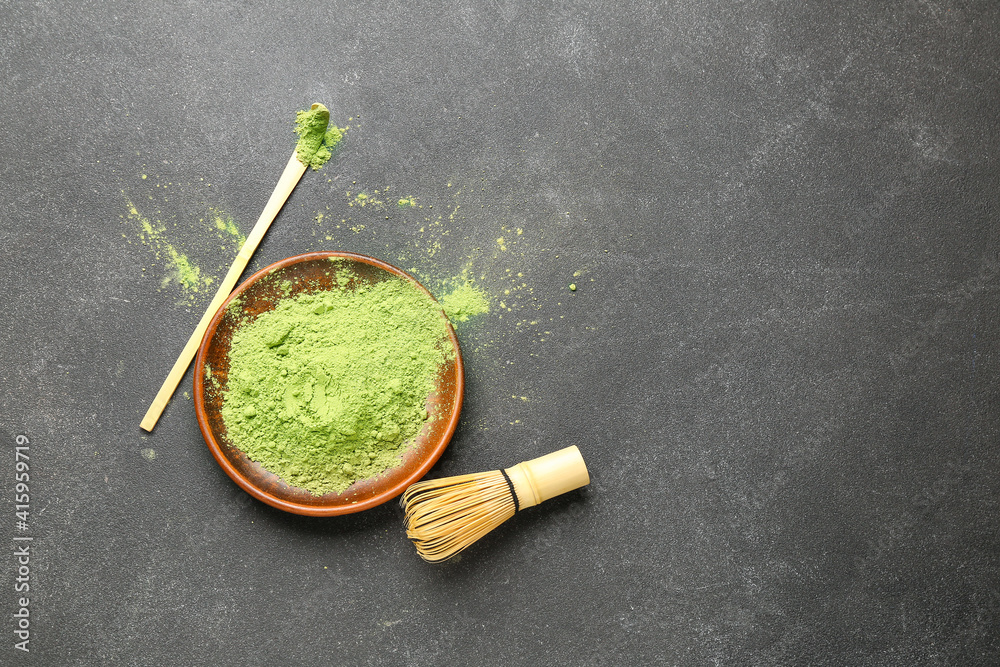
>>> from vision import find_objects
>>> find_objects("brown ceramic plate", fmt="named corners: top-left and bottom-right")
top-left (193, 251), bottom-right (464, 516)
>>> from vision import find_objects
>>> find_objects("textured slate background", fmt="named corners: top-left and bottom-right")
top-left (2, 1), bottom-right (998, 664)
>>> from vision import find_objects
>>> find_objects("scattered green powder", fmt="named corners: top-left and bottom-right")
top-left (438, 282), bottom-right (490, 323)
top-left (295, 103), bottom-right (346, 170)
top-left (220, 268), bottom-right (454, 495)
top-left (213, 211), bottom-right (245, 247)
top-left (125, 199), bottom-right (212, 295)
top-left (569, 283), bottom-right (577, 291)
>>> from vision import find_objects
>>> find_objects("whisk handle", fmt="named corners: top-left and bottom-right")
top-left (505, 445), bottom-right (590, 510)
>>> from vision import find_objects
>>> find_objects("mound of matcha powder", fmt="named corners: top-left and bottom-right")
top-left (219, 268), bottom-right (454, 496)
top-left (439, 282), bottom-right (489, 323)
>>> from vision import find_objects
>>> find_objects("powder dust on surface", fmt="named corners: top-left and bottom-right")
top-left (122, 193), bottom-right (246, 305)
top-left (302, 162), bottom-right (591, 353)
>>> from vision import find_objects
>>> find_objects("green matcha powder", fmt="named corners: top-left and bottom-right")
top-left (219, 269), bottom-right (454, 496)
top-left (294, 103), bottom-right (345, 170)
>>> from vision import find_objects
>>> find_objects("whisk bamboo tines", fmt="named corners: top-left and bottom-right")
top-left (401, 446), bottom-right (590, 562)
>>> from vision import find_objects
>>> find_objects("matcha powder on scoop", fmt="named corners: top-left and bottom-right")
top-left (219, 269), bottom-right (454, 496)
top-left (294, 103), bottom-right (346, 170)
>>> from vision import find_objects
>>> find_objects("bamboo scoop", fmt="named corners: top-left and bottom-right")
top-left (140, 151), bottom-right (307, 431)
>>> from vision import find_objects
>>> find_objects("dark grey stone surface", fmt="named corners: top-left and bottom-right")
top-left (1, 1), bottom-right (998, 664)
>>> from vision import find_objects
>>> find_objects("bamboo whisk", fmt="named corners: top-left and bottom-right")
top-left (401, 446), bottom-right (590, 562)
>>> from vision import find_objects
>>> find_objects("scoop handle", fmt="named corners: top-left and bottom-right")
top-left (140, 150), bottom-right (306, 432)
